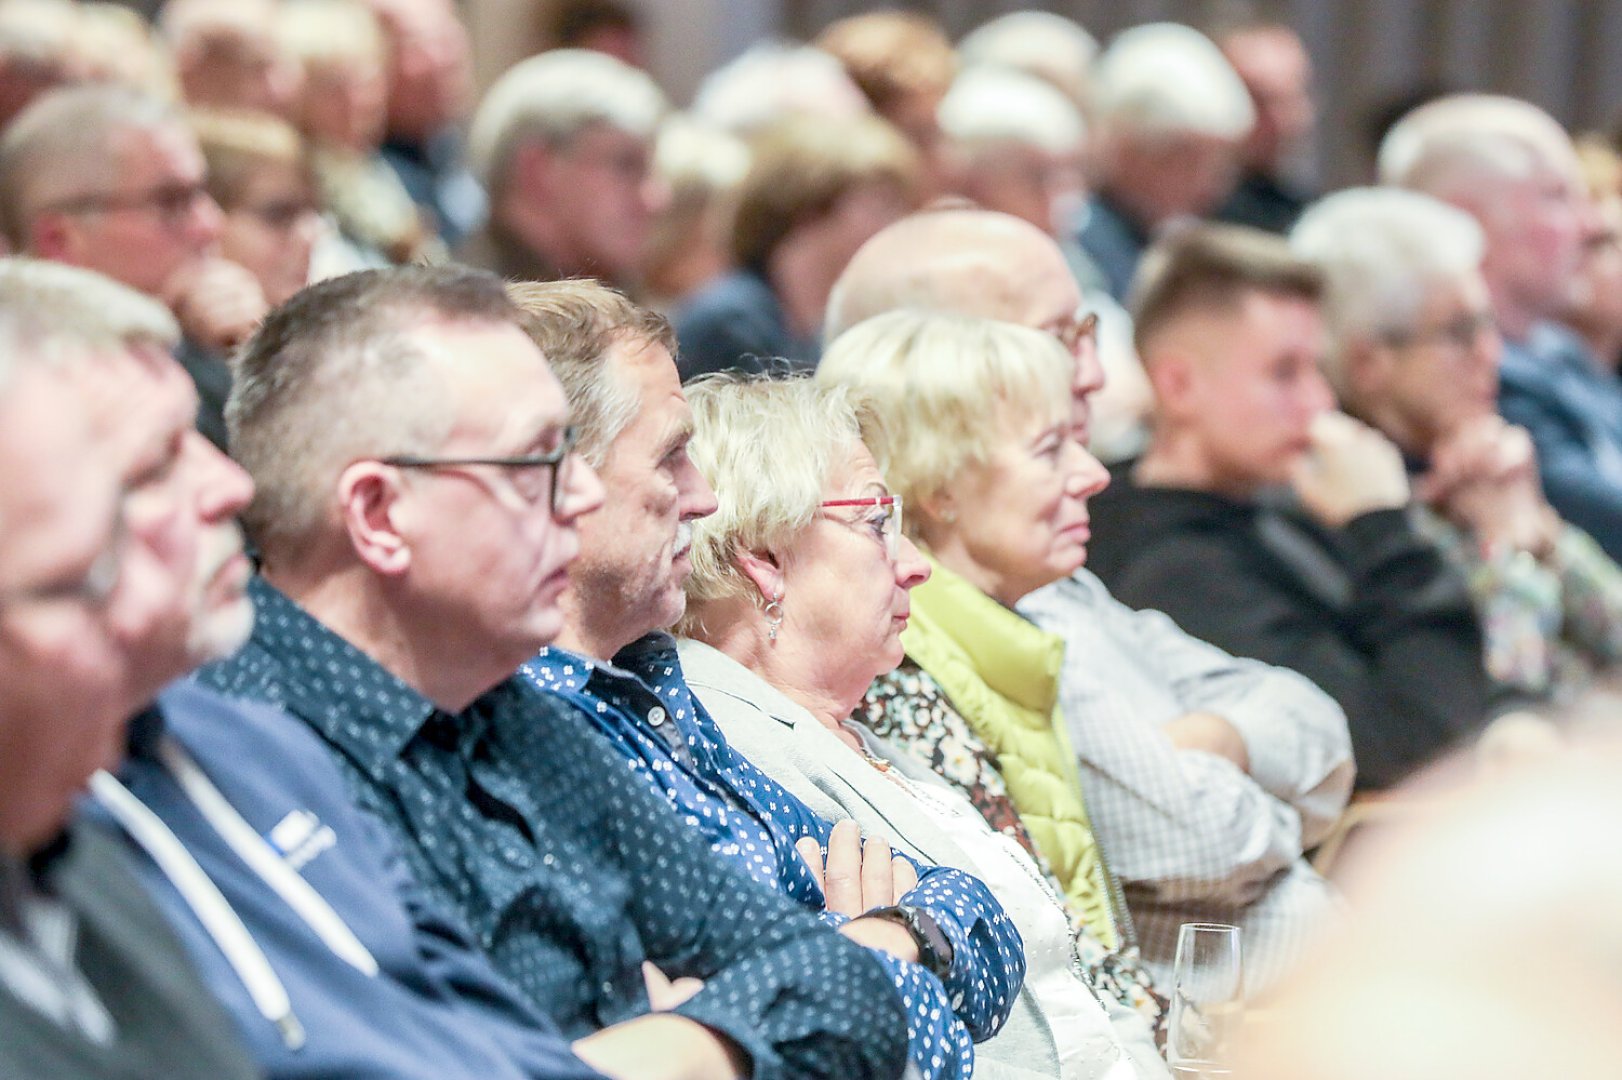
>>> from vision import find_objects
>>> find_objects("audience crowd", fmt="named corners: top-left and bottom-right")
top-left (2, 2), bottom-right (1621, 1078)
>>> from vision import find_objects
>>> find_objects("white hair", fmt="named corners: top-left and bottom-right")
top-left (1377, 93), bottom-right (1578, 197)
top-left (690, 41), bottom-right (870, 137)
top-left (956, 10), bottom-right (1097, 107)
top-left (468, 48), bottom-right (666, 196)
top-left (939, 66), bottom-right (1085, 155)
top-left (653, 113), bottom-right (751, 194)
top-left (1093, 22), bottom-right (1253, 140)
top-left (0, 257), bottom-right (178, 393)
top-left (1290, 187), bottom-right (1485, 392)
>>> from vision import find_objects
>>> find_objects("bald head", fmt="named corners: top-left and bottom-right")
top-left (825, 208), bottom-right (1080, 339)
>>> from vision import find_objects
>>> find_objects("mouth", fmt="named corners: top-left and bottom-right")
top-left (671, 521), bottom-right (694, 560)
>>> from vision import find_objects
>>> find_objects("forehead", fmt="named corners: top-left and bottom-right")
top-left (823, 438), bottom-right (885, 496)
top-left (76, 345), bottom-right (197, 477)
top-left (0, 370), bottom-right (113, 587)
top-left (113, 123), bottom-right (205, 182)
top-left (607, 338), bottom-right (685, 441)
top-left (953, 233), bottom-right (1080, 326)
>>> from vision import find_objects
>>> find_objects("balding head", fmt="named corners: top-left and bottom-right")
top-left (1379, 93), bottom-right (1579, 196)
top-left (826, 208), bottom-right (1079, 337)
top-left (825, 206), bottom-right (1104, 437)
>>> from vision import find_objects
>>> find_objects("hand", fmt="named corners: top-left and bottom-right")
top-left (642, 962), bottom-right (704, 1011)
top-left (1418, 418), bottom-right (1558, 556)
top-left (163, 256), bottom-right (269, 355)
top-left (1163, 711), bottom-right (1251, 773)
top-left (572, 1015), bottom-right (748, 1080)
top-left (1290, 412), bottom-right (1411, 528)
top-left (794, 819), bottom-right (917, 919)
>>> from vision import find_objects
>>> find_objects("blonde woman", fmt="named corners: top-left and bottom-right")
top-left (677, 372), bottom-right (1164, 1079)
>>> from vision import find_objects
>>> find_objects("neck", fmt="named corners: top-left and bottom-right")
top-left (1576, 324), bottom-right (1622, 372)
top-left (1135, 427), bottom-right (1260, 500)
top-left (264, 564), bottom-right (495, 712)
top-left (693, 601), bottom-right (866, 748)
top-left (554, 586), bottom-right (640, 663)
top-left (766, 234), bottom-right (840, 341)
top-left (920, 529), bottom-right (1031, 609)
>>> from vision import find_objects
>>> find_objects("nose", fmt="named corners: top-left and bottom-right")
top-left (1064, 442), bottom-right (1111, 499)
top-left (190, 189), bottom-right (224, 248)
top-left (678, 454), bottom-right (719, 522)
top-left (192, 434), bottom-right (255, 523)
top-left (556, 455), bottom-right (605, 523)
top-left (894, 534), bottom-right (931, 590)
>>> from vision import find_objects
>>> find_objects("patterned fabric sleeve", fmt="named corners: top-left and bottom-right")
top-left (1549, 524), bottom-right (1622, 668)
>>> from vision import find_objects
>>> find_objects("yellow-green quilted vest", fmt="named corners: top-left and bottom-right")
top-left (901, 556), bottom-right (1120, 948)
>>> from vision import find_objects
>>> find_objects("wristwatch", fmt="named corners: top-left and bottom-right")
top-left (866, 905), bottom-right (954, 980)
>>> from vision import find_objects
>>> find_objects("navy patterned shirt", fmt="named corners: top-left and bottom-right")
top-left (523, 635), bottom-right (1028, 1080)
top-left (196, 579), bottom-right (912, 1080)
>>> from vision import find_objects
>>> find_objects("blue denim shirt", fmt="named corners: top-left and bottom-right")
top-left (524, 635), bottom-right (1028, 1079)
top-left (196, 578), bottom-right (911, 1080)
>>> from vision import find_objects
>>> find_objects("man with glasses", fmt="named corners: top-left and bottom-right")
top-left (0, 84), bottom-right (269, 450)
top-left (509, 279), bottom-right (1024, 1080)
top-left (199, 264), bottom-right (919, 1079)
top-left (826, 208), bottom-right (1355, 993)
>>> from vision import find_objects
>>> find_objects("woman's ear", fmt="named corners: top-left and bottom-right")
top-left (337, 461), bottom-right (412, 577)
top-left (735, 545), bottom-right (785, 602)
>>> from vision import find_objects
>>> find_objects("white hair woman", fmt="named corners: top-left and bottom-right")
top-left (1293, 186), bottom-right (1622, 708)
top-left (676, 372), bottom-right (1166, 1079)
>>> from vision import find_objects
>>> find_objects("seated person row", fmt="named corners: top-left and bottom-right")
top-left (823, 208), bottom-right (1353, 991)
top-left (205, 269), bottom-right (1022, 1077)
top-left (1293, 186), bottom-right (1622, 713)
top-left (1083, 224), bottom-right (1490, 790)
top-left (673, 369), bottom-right (1166, 1078)
top-left (0, 259), bottom-right (768, 1080)
top-left (0, 260), bottom-right (932, 1079)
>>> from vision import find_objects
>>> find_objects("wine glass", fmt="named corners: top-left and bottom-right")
top-left (1167, 922), bottom-right (1244, 1079)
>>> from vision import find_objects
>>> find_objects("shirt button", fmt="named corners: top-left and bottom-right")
top-left (648, 706), bottom-right (667, 727)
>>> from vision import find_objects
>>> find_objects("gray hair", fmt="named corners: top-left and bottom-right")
top-left (1378, 93), bottom-right (1578, 196)
top-left (227, 265), bottom-right (522, 564)
top-left (0, 257), bottom-right (178, 393)
top-left (939, 65), bottom-right (1086, 156)
top-left (468, 48), bottom-right (666, 201)
top-left (1093, 22), bottom-right (1253, 140)
top-left (504, 278), bottom-right (675, 467)
top-left (690, 41), bottom-right (870, 137)
top-left (956, 10), bottom-right (1098, 109)
top-left (1290, 187), bottom-right (1486, 395)
top-left (676, 373), bottom-right (867, 629)
top-left (0, 84), bottom-right (183, 249)
top-left (817, 309), bottom-right (1072, 520)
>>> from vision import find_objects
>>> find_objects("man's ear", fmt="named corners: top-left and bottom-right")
top-left (1341, 337), bottom-right (1391, 407)
top-left (336, 461), bottom-right (412, 577)
top-left (734, 546), bottom-right (784, 602)
top-left (28, 212), bottom-right (79, 264)
top-left (1143, 348), bottom-right (1196, 422)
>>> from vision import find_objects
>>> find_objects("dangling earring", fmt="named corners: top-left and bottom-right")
top-left (764, 593), bottom-right (785, 643)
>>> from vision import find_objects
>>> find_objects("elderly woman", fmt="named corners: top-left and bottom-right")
top-left (1292, 187), bottom-right (1622, 713)
top-left (676, 371), bottom-right (1165, 1079)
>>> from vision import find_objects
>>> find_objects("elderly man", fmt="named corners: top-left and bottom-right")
top-left (198, 265), bottom-right (914, 1080)
top-left (1073, 23), bottom-right (1253, 301)
top-left (1380, 95), bottom-right (1622, 560)
top-left (463, 49), bottom-right (664, 289)
top-left (0, 276), bottom-right (260, 1080)
top-left (827, 209), bottom-right (1354, 990)
top-left (161, 0), bottom-right (301, 117)
top-left (1213, 20), bottom-right (1319, 235)
top-left (0, 84), bottom-right (268, 450)
top-left (512, 279), bottom-right (1021, 1079)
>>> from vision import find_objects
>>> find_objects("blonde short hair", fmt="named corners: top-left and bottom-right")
top-left (816, 309), bottom-right (1071, 519)
top-left (677, 374), bottom-right (866, 626)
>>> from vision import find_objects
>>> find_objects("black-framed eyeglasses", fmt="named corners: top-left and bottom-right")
top-left (819, 495), bottom-right (904, 562)
top-left (1384, 310), bottom-right (1497, 352)
top-left (0, 511), bottom-right (128, 612)
top-left (380, 426), bottom-right (579, 514)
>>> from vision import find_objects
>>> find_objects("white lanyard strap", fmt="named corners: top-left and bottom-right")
top-left (154, 737), bottom-right (379, 978)
top-left (90, 770), bottom-right (306, 1050)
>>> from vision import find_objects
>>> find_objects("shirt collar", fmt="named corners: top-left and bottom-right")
top-left (243, 577), bottom-right (449, 776)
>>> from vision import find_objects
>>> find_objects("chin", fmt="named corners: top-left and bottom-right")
top-left (186, 598), bottom-right (256, 666)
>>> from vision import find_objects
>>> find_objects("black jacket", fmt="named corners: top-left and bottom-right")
top-left (1087, 470), bottom-right (1490, 790)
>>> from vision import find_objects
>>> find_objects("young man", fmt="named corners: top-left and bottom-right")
top-left (1086, 224), bottom-right (1488, 791)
